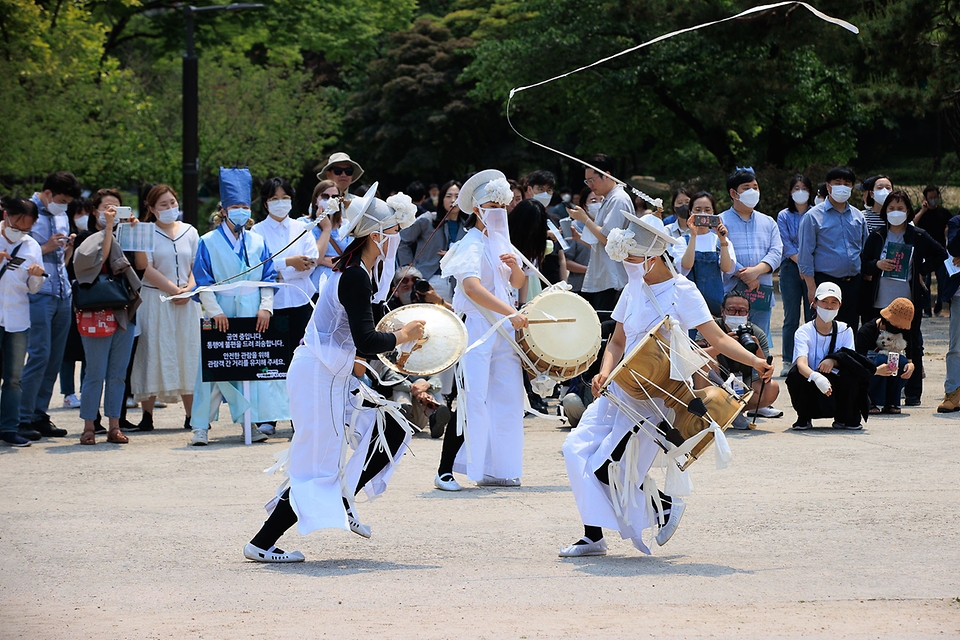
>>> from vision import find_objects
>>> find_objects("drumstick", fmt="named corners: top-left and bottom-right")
top-left (526, 317), bottom-right (577, 324)
top-left (749, 355), bottom-right (775, 429)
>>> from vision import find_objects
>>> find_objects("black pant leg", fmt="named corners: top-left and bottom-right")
top-left (437, 410), bottom-right (463, 476)
top-left (785, 366), bottom-right (816, 421)
top-left (250, 487), bottom-right (298, 550)
top-left (355, 412), bottom-right (408, 493)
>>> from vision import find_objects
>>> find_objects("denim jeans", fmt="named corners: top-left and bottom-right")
top-left (946, 303), bottom-right (960, 394)
top-left (779, 259), bottom-right (812, 362)
top-left (748, 308), bottom-right (773, 355)
top-left (867, 351), bottom-right (906, 408)
top-left (80, 323), bottom-right (136, 421)
top-left (19, 293), bottom-right (72, 423)
top-left (1, 327), bottom-right (29, 433)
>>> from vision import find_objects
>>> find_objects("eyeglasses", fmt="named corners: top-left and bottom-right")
top-left (724, 308), bottom-right (749, 316)
top-left (584, 176), bottom-right (601, 186)
top-left (329, 166), bottom-right (354, 177)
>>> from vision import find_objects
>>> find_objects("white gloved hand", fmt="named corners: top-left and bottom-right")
top-left (808, 371), bottom-right (832, 395)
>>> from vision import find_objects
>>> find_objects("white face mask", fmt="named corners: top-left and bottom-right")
top-left (3, 225), bottom-right (25, 244)
top-left (724, 315), bottom-right (747, 329)
top-left (480, 207), bottom-right (510, 237)
top-left (737, 188), bottom-right (760, 210)
top-left (561, 193), bottom-right (572, 203)
top-left (886, 210), bottom-right (907, 226)
top-left (370, 232), bottom-right (401, 304)
top-left (75, 216), bottom-right (89, 231)
top-left (873, 188), bottom-right (891, 205)
top-left (791, 190), bottom-right (809, 205)
top-left (267, 200), bottom-right (292, 219)
top-left (586, 202), bottom-right (601, 218)
top-left (47, 201), bottom-right (69, 216)
top-left (830, 185), bottom-right (852, 203)
top-left (816, 306), bottom-right (839, 323)
top-left (157, 207), bottom-right (180, 224)
top-left (532, 191), bottom-right (552, 208)
top-left (814, 196), bottom-right (825, 206)
top-left (97, 212), bottom-right (119, 229)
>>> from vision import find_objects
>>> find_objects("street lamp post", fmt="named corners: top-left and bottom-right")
top-left (182, 3), bottom-right (263, 226)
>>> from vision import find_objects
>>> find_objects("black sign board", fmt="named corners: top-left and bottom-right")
top-left (200, 316), bottom-right (292, 382)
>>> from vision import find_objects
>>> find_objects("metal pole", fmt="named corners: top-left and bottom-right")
top-left (182, 5), bottom-right (199, 227)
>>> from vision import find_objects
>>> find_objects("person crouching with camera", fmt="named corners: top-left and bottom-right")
top-left (785, 282), bottom-right (877, 431)
top-left (697, 291), bottom-right (780, 429)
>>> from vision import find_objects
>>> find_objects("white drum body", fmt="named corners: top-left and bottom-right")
top-left (516, 289), bottom-right (601, 381)
top-left (377, 304), bottom-right (467, 377)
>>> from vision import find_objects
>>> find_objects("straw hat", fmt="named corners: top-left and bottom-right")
top-left (880, 297), bottom-right (914, 330)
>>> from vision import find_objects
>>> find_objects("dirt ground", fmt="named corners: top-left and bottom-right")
top-left (2, 313), bottom-right (959, 639)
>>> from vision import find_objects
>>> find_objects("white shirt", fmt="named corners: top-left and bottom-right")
top-left (0, 228), bottom-right (45, 332)
top-left (793, 320), bottom-right (854, 369)
top-left (145, 223), bottom-right (199, 289)
top-left (674, 232), bottom-right (738, 276)
top-left (251, 216), bottom-right (319, 309)
top-left (582, 185), bottom-right (633, 293)
top-left (612, 274), bottom-right (712, 355)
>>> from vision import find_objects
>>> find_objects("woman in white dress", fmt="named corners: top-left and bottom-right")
top-left (433, 169), bottom-right (529, 492)
top-left (132, 185), bottom-right (201, 431)
top-left (560, 213), bottom-right (772, 557)
top-left (244, 184), bottom-right (422, 563)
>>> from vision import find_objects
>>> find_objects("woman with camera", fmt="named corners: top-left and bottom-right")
top-left (678, 191), bottom-right (735, 317)
top-left (72, 190), bottom-right (142, 445)
top-left (309, 179), bottom-right (345, 296)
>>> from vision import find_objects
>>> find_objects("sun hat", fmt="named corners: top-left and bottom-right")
top-left (880, 297), bottom-right (914, 330)
top-left (605, 212), bottom-right (681, 262)
top-left (341, 182), bottom-right (417, 238)
top-left (317, 152), bottom-right (364, 184)
top-left (456, 169), bottom-right (512, 213)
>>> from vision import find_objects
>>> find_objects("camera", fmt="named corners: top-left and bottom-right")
top-left (735, 323), bottom-right (759, 355)
top-left (411, 278), bottom-right (432, 303)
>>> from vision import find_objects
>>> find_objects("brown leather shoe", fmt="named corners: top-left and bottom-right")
top-left (937, 387), bottom-right (960, 413)
top-left (106, 430), bottom-right (129, 444)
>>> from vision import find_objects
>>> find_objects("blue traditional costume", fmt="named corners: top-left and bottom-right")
top-left (189, 168), bottom-right (287, 437)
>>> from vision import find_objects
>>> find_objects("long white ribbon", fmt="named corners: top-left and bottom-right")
top-left (505, 2), bottom-right (859, 202)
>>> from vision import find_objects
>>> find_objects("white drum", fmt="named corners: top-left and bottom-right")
top-left (376, 303), bottom-right (467, 377)
top-left (516, 289), bottom-right (601, 381)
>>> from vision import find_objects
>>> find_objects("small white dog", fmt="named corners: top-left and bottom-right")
top-left (876, 330), bottom-right (907, 356)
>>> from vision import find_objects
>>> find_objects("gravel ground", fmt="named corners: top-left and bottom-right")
top-left (2, 313), bottom-right (958, 639)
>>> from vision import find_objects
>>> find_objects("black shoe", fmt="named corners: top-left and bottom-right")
top-left (137, 412), bottom-right (154, 432)
top-left (2, 432), bottom-right (31, 447)
top-left (429, 405), bottom-right (451, 439)
top-left (119, 418), bottom-right (141, 432)
top-left (791, 419), bottom-right (812, 431)
top-left (33, 416), bottom-right (67, 438)
top-left (904, 398), bottom-right (921, 407)
top-left (184, 415), bottom-right (193, 430)
top-left (17, 423), bottom-right (42, 441)
top-left (94, 413), bottom-right (106, 434)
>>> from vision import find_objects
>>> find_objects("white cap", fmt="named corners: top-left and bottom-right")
top-left (456, 169), bottom-right (512, 213)
top-left (815, 282), bottom-right (843, 302)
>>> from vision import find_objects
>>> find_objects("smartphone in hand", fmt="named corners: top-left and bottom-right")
top-left (692, 213), bottom-right (721, 228)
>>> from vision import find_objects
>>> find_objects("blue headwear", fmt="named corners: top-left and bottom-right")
top-left (219, 167), bottom-right (252, 209)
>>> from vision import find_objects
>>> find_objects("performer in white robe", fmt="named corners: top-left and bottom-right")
top-left (189, 167), bottom-right (284, 445)
top-left (560, 213), bottom-right (773, 557)
top-left (433, 170), bottom-right (529, 492)
top-left (244, 186), bottom-right (422, 563)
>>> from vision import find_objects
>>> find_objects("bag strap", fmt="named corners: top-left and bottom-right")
top-left (828, 321), bottom-right (838, 356)
top-left (0, 243), bottom-right (23, 281)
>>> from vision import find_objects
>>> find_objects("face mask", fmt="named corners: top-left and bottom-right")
top-left (47, 201), bottom-right (68, 216)
top-left (737, 188), bottom-right (760, 210)
top-left (157, 207), bottom-right (180, 224)
top-left (3, 226), bottom-right (24, 243)
top-left (724, 315), bottom-right (746, 329)
top-left (674, 204), bottom-right (689, 219)
top-left (873, 188), bottom-right (891, 205)
top-left (480, 207), bottom-right (509, 236)
top-left (928, 198), bottom-right (940, 208)
top-left (829, 185), bottom-right (852, 203)
top-left (814, 196), bottom-right (825, 206)
top-left (622, 260), bottom-right (647, 282)
top-left (791, 190), bottom-right (809, 205)
top-left (267, 200), bottom-right (292, 219)
top-left (532, 191), bottom-right (552, 208)
top-left (370, 232), bottom-right (401, 304)
top-left (886, 210), bottom-right (907, 226)
top-left (586, 202), bottom-right (601, 218)
top-left (227, 208), bottom-right (252, 228)
top-left (561, 193), bottom-right (572, 204)
top-left (816, 306), bottom-right (839, 323)
top-left (75, 216), bottom-right (89, 231)
top-left (97, 213), bottom-right (119, 229)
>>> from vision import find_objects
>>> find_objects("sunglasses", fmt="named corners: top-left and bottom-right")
top-left (330, 166), bottom-right (354, 177)
top-left (318, 194), bottom-right (333, 201)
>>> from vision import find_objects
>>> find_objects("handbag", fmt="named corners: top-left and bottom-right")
top-left (76, 310), bottom-right (117, 337)
top-left (72, 272), bottom-right (132, 311)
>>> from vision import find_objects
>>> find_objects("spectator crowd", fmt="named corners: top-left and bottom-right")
top-left (1, 155), bottom-right (959, 447)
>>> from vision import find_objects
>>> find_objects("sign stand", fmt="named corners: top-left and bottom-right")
top-left (242, 380), bottom-right (252, 445)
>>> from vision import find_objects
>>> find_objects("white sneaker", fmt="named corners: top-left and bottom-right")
top-left (559, 537), bottom-right (607, 557)
top-left (747, 406), bottom-right (784, 419)
top-left (62, 394), bottom-right (81, 408)
top-left (348, 515), bottom-right (372, 538)
top-left (655, 497), bottom-right (686, 546)
top-left (243, 542), bottom-right (304, 563)
top-left (257, 423), bottom-right (276, 436)
top-left (125, 397), bottom-right (137, 409)
top-left (434, 473), bottom-right (462, 492)
top-left (251, 430), bottom-right (268, 443)
top-left (153, 401), bottom-right (167, 408)
top-left (477, 476), bottom-right (521, 487)
top-left (191, 429), bottom-right (208, 446)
